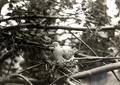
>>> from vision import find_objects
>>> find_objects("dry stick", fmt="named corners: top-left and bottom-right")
top-left (50, 75), bottom-right (66, 85)
top-left (7, 31), bottom-right (15, 75)
top-left (18, 63), bottom-right (44, 74)
top-left (111, 50), bottom-right (120, 81)
top-left (0, 77), bottom-right (40, 84)
top-left (112, 71), bottom-right (120, 81)
top-left (57, 69), bottom-right (82, 85)
top-left (10, 74), bottom-right (33, 85)
top-left (75, 52), bottom-right (120, 59)
top-left (0, 24), bottom-right (117, 32)
top-left (86, 24), bottom-right (93, 33)
top-left (114, 50), bottom-right (120, 58)
top-left (74, 57), bottom-right (120, 60)
top-left (70, 62), bottom-right (120, 79)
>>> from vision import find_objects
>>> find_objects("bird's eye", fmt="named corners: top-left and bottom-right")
top-left (52, 42), bottom-right (59, 47)
top-left (109, 49), bottom-right (113, 52)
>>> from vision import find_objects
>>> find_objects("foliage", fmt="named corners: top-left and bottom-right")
top-left (83, 0), bottom-right (108, 26)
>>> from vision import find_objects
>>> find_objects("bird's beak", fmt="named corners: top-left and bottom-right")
top-left (50, 44), bottom-right (54, 47)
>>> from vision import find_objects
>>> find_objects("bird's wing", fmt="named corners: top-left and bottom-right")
top-left (62, 46), bottom-right (74, 60)
top-left (53, 46), bottom-right (67, 62)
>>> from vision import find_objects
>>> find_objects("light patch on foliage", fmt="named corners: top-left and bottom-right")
top-left (1, 3), bottom-right (14, 16)
top-left (115, 29), bottom-right (120, 36)
top-left (106, 0), bottom-right (120, 25)
top-left (92, 0), bottom-right (97, 2)
top-left (56, 33), bottom-right (72, 41)
top-left (75, 0), bottom-right (83, 3)
top-left (1, 0), bottom-right (29, 16)
top-left (55, 0), bottom-right (85, 27)
top-left (57, 0), bottom-right (60, 2)
top-left (56, 29), bottom-right (65, 34)
top-left (98, 31), bottom-right (108, 38)
top-left (0, 0), bottom-right (29, 26)
top-left (15, 0), bottom-right (29, 10)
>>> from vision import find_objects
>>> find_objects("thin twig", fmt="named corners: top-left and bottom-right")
top-left (50, 67), bottom-right (82, 85)
top-left (74, 57), bottom-right (120, 60)
top-left (9, 74), bottom-right (33, 85)
top-left (0, 77), bottom-right (40, 83)
top-left (50, 75), bottom-right (66, 85)
top-left (86, 24), bottom-right (93, 33)
top-left (75, 52), bottom-right (120, 59)
top-left (114, 50), bottom-right (120, 58)
top-left (7, 31), bottom-right (15, 75)
top-left (111, 70), bottom-right (120, 81)
top-left (18, 63), bottom-right (44, 74)
top-left (69, 31), bottom-right (98, 57)
top-left (57, 69), bottom-right (82, 85)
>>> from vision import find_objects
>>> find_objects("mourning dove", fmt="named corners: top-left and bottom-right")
top-left (52, 42), bottom-right (79, 74)
top-left (52, 42), bottom-right (67, 64)
top-left (52, 42), bottom-right (76, 65)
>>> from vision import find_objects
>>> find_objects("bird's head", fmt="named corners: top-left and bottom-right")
top-left (52, 42), bottom-right (60, 47)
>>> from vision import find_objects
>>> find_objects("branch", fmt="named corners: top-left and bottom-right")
top-left (0, 15), bottom-right (75, 22)
top-left (74, 53), bottom-right (120, 60)
top-left (70, 62), bottom-right (120, 79)
top-left (0, 77), bottom-right (40, 84)
top-left (74, 57), bottom-right (120, 60)
top-left (0, 24), bottom-right (118, 31)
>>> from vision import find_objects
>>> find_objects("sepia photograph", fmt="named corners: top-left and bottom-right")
top-left (0, 0), bottom-right (120, 85)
